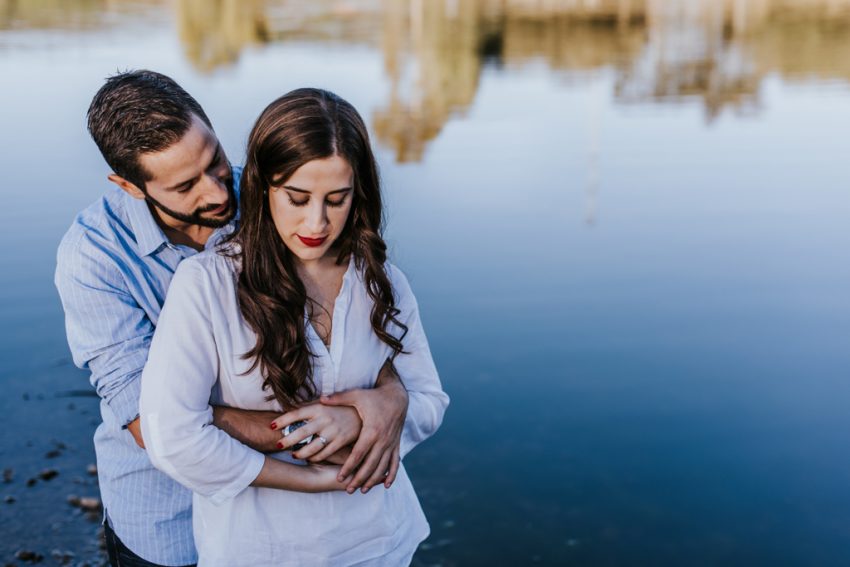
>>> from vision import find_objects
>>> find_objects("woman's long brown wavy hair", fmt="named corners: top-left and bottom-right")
top-left (226, 88), bottom-right (406, 411)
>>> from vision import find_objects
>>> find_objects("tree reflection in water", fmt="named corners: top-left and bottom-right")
top-left (2, 0), bottom-right (848, 159)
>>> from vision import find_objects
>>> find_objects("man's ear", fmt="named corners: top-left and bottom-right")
top-left (107, 174), bottom-right (146, 200)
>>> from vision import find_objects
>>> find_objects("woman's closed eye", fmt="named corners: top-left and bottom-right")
top-left (287, 195), bottom-right (348, 208)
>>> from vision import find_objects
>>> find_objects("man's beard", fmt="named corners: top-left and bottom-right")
top-left (145, 177), bottom-right (236, 229)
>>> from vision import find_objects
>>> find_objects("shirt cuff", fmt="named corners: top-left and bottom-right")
top-left (106, 374), bottom-right (142, 428)
top-left (207, 450), bottom-right (265, 506)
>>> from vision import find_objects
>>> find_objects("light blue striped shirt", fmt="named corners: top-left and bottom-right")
top-left (54, 170), bottom-right (240, 566)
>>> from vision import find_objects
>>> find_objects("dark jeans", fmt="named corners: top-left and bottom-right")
top-left (104, 521), bottom-right (196, 567)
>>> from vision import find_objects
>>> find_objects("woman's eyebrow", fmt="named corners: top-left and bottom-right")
top-left (283, 186), bottom-right (352, 195)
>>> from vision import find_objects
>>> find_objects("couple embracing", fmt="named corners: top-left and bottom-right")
top-left (55, 70), bottom-right (448, 567)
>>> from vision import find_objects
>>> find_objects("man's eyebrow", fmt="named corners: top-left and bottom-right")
top-left (166, 175), bottom-right (199, 192)
top-left (282, 186), bottom-right (352, 195)
top-left (165, 144), bottom-right (224, 191)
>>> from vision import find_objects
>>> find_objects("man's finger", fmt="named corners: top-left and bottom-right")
top-left (347, 445), bottom-right (383, 494)
top-left (338, 432), bottom-right (375, 481)
top-left (384, 445), bottom-right (400, 489)
top-left (362, 450), bottom-right (392, 493)
top-left (320, 390), bottom-right (361, 407)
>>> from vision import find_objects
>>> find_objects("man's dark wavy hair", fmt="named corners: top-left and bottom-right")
top-left (87, 69), bottom-right (212, 189)
top-left (227, 88), bottom-right (407, 410)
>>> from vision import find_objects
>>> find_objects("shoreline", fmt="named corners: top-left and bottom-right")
top-left (0, 362), bottom-right (106, 566)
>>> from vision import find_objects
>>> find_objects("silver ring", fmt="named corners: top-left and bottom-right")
top-left (317, 436), bottom-right (328, 446)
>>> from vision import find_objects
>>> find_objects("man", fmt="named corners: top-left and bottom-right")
top-left (55, 70), bottom-right (408, 567)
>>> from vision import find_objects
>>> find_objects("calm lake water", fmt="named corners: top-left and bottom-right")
top-left (2, 1), bottom-right (850, 565)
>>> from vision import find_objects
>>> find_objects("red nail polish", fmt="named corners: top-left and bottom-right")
top-left (270, 423), bottom-right (277, 430)
top-left (276, 442), bottom-right (283, 449)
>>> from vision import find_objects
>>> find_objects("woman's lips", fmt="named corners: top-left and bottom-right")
top-left (297, 235), bottom-right (328, 247)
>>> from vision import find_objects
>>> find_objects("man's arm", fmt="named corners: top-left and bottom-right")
top-left (128, 407), bottom-right (283, 452)
top-left (56, 231), bottom-right (286, 453)
top-left (211, 407), bottom-right (287, 453)
top-left (55, 233), bottom-right (155, 438)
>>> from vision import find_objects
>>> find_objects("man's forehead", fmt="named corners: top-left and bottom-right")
top-left (139, 116), bottom-right (220, 186)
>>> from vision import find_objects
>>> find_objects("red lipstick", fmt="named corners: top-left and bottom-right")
top-left (297, 235), bottom-right (327, 247)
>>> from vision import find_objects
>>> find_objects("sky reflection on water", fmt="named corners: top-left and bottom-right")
top-left (1, 1), bottom-right (849, 565)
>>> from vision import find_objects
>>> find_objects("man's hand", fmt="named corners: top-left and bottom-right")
top-left (270, 403), bottom-right (362, 461)
top-left (319, 445), bottom-right (352, 466)
top-left (320, 358), bottom-right (408, 494)
top-left (126, 417), bottom-right (145, 449)
top-left (212, 406), bottom-right (283, 453)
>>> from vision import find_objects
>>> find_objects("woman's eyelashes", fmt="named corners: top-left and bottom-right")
top-left (286, 194), bottom-right (348, 208)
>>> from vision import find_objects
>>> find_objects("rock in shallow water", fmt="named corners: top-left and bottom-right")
top-left (38, 469), bottom-right (59, 481)
top-left (67, 495), bottom-right (102, 511)
top-left (15, 549), bottom-right (44, 563)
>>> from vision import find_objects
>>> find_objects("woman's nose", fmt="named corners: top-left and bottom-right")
top-left (304, 202), bottom-right (328, 234)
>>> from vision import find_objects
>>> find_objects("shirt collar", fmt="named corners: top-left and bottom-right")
top-left (125, 193), bottom-right (169, 257)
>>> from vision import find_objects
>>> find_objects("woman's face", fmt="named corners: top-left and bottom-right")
top-left (268, 154), bottom-right (354, 264)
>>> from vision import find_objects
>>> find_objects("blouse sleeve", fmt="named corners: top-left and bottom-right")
top-left (139, 258), bottom-right (265, 505)
top-left (388, 265), bottom-right (450, 459)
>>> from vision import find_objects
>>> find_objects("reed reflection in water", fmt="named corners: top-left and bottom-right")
top-left (2, 0), bottom-right (848, 160)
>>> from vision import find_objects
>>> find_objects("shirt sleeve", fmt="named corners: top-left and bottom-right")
top-left (388, 265), bottom-right (450, 460)
top-left (55, 231), bottom-right (150, 427)
top-left (139, 259), bottom-right (264, 504)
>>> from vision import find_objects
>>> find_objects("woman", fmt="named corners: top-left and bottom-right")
top-left (139, 88), bottom-right (449, 566)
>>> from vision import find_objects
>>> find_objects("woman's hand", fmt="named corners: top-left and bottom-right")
top-left (304, 463), bottom-right (350, 492)
top-left (270, 403), bottom-right (361, 462)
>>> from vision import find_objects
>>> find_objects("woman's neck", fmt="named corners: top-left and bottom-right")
top-left (294, 255), bottom-right (332, 283)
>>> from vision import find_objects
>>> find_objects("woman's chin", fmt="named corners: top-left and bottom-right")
top-left (288, 244), bottom-right (330, 264)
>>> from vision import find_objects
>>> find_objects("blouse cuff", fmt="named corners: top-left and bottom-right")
top-left (207, 450), bottom-right (266, 506)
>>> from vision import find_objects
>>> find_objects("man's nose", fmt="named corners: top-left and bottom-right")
top-left (201, 172), bottom-right (229, 203)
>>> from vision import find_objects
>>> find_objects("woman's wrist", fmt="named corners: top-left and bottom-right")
top-left (253, 456), bottom-right (345, 493)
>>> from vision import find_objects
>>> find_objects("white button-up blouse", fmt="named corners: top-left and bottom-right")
top-left (139, 248), bottom-right (449, 567)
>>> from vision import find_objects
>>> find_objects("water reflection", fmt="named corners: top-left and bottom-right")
top-left (0, 0), bottom-right (164, 31)
top-left (176, 0), bottom-right (269, 72)
top-left (2, 0), bottom-right (849, 157)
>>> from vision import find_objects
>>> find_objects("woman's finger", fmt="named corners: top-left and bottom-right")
top-left (361, 449), bottom-right (392, 493)
top-left (292, 433), bottom-right (332, 460)
top-left (307, 438), bottom-right (346, 463)
top-left (270, 407), bottom-right (313, 432)
top-left (384, 445), bottom-right (400, 489)
top-left (276, 419), bottom-right (320, 451)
